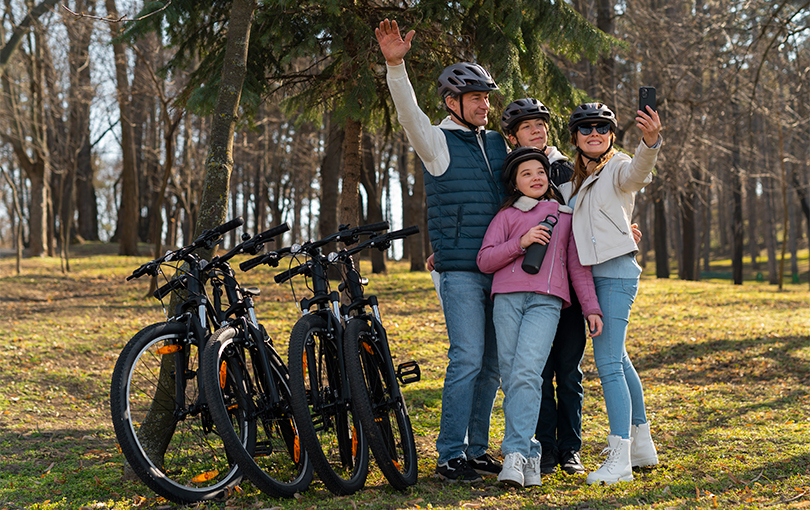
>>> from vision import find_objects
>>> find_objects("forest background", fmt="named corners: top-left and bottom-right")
top-left (0, 0), bottom-right (809, 283)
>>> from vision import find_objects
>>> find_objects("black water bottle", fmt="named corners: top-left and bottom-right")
top-left (522, 214), bottom-right (558, 275)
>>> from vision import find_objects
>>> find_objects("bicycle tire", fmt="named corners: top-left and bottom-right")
top-left (344, 318), bottom-right (418, 489)
top-left (202, 325), bottom-right (313, 497)
top-left (288, 313), bottom-right (369, 495)
top-left (110, 321), bottom-right (247, 503)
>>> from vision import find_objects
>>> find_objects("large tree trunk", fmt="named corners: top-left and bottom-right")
top-left (135, 0), bottom-right (257, 471)
top-left (340, 117), bottom-right (362, 229)
top-left (106, 0), bottom-right (139, 255)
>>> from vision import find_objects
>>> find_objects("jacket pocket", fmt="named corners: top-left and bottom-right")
top-left (599, 209), bottom-right (627, 235)
top-left (454, 207), bottom-right (464, 247)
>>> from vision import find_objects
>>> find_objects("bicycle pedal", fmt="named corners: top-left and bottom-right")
top-left (253, 441), bottom-right (275, 457)
top-left (396, 360), bottom-right (421, 385)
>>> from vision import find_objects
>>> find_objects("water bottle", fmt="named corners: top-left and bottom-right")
top-left (522, 214), bottom-right (558, 275)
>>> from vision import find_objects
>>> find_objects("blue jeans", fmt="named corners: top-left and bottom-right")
top-left (493, 292), bottom-right (561, 458)
top-left (435, 271), bottom-right (501, 464)
top-left (535, 296), bottom-right (587, 454)
top-left (592, 277), bottom-right (648, 439)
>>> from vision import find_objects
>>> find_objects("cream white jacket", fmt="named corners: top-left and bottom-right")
top-left (559, 137), bottom-right (661, 266)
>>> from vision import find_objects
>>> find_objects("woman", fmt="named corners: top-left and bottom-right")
top-left (560, 102), bottom-right (661, 485)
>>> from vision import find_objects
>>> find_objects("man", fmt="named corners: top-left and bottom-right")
top-left (376, 18), bottom-right (505, 483)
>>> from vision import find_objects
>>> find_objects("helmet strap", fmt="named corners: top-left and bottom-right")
top-left (576, 140), bottom-right (614, 164)
top-left (447, 95), bottom-right (481, 133)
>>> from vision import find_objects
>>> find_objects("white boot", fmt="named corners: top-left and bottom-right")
top-left (585, 435), bottom-right (633, 485)
top-left (630, 422), bottom-right (659, 467)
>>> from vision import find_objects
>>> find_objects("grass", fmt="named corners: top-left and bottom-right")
top-left (1, 244), bottom-right (809, 509)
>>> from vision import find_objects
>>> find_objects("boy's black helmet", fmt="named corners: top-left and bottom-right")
top-left (568, 103), bottom-right (617, 134)
top-left (500, 98), bottom-right (551, 134)
top-left (437, 62), bottom-right (498, 99)
top-left (502, 147), bottom-right (550, 188)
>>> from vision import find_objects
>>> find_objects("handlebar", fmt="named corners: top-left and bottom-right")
top-left (127, 217), bottom-right (246, 281)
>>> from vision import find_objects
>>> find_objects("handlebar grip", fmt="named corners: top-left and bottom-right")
top-left (356, 220), bottom-right (389, 233)
top-left (212, 216), bottom-right (245, 235)
top-left (239, 254), bottom-right (266, 272)
top-left (258, 222), bottom-right (290, 240)
top-left (395, 225), bottom-right (420, 238)
top-left (153, 276), bottom-right (188, 300)
top-left (274, 263), bottom-right (307, 284)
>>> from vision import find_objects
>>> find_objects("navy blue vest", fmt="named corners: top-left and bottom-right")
top-left (424, 129), bottom-right (507, 272)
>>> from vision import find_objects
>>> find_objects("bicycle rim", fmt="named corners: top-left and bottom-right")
top-left (203, 326), bottom-right (312, 497)
top-left (344, 318), bottom-right (418, 489)
top-left (110, 322), bottom-right (242, 503)
top-left (288, 314), bottom-right (368, 495)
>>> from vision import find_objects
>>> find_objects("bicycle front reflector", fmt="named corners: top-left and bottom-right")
top-left (191, 470), bottom-right (219, 483)
top-left (156, 344), bottom-right (182, 355)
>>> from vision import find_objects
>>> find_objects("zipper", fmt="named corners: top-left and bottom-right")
top-left (599, 209), bottom-right (628, 235)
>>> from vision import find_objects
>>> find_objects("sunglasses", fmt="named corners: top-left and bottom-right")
top-left (577, 123), bottom-right (611, 135)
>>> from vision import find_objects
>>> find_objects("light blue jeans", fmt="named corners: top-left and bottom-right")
top-left (493, 292), bottom-right (561, 458)
top-left (435, 271), bottom-right (501, 464)
top-left (592, 276), bottom-right (648, 439)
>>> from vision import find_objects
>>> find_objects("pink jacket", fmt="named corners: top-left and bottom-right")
top-left (477, 198), bottom-right (602, 318)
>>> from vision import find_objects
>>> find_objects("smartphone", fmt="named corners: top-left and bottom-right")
top-left (638, 86), bottom-right (656, 113)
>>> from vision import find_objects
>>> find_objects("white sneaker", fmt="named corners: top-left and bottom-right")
top-left (497, 452), bottom-right (526, 487)
top-left (523, 454), bottom-right (543, 487)
top-left (585, 435), bottom-right (634, 485)
top-left (630, 422), bottom-right (659, 467)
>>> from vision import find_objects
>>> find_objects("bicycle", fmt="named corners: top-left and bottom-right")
top-left (110, 217), bottom-right (248, 503)
top-left (200, 224), bottom-right (315, 497)
top-left (337, 226), bottom-right (422, 490)
top-left (256, 222), bottom-right (389, 494)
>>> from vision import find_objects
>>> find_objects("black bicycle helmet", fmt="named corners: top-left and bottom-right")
top-left (502, 147), bottom-right (550, 188)
top-left (500, 98), bottom-right (551, 134)
top-left (437, 62), bottom-right (498, 99)
top-left (568, 102), bottom-right (618, 134)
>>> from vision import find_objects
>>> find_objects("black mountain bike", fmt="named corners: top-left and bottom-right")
top-left (200, 224), bottom-right (314, 498)
top-left (338, 226), bottom-right (422, 490)
top-left (110, 218), bottom-right (248, 504)
top-left (255, 222), bottom-right (389, 494)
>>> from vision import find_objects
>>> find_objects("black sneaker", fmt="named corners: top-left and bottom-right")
top-left (559, 450), bottom-right (586, 475)
top-left (435, 457), bottom-right (483, 483)
top-left (468, 452), bottom-right (502, 476)
top-left (540, 449), bottom-right (559, 474)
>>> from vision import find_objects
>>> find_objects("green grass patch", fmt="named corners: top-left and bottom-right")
top-left (1, 249), bottom-right (809, 509)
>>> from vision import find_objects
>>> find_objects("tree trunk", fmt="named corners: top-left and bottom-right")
top-left (652, 180), bottom-right (669, 278)
top-left (340, 117), bottom-right (362, 229)
top-left (106, 0), bottom-right (140, 256)
top-left (411, 152), bottom-right (427, 271)
top-left (136, 0), bottom-right (257, 471)
top-left (360, 130), bottom-right (385, 273)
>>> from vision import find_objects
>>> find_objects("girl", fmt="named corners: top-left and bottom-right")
top-left (561, 102), bottom-right (662, 485)
top-left (477, 147), bottom-right (603, 488)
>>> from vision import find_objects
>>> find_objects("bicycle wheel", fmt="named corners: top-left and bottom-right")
top-left (288, 313), bottom-right (369, 495)
top-left (344, 318), bottom-right (418, 489)
top-left (110, 321), bottom-right (247, 504)
top-left (203, 325), bottom-right (313, 497)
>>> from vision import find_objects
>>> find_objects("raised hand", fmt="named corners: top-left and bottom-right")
top-left (375, 19), bottom-right (415, 67)
top-left (635, 106), bottom-right (662, 148)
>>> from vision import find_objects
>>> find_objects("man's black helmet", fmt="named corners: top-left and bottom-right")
top-left (437, 62), bottom-right (498, 99)
top-left (500, 98), bottom-right (551, 134)
top-left (568, 103), bottom-right (617, 134)
top-left (502, 147), bottom-right (550, 188)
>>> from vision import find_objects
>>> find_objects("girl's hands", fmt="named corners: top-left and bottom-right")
top-left (636, 106), bottom-right (662, 148)
top-left (519, 224), bottom-right (552, 250)
top-left (587, 315), bottom-right (603, 337)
